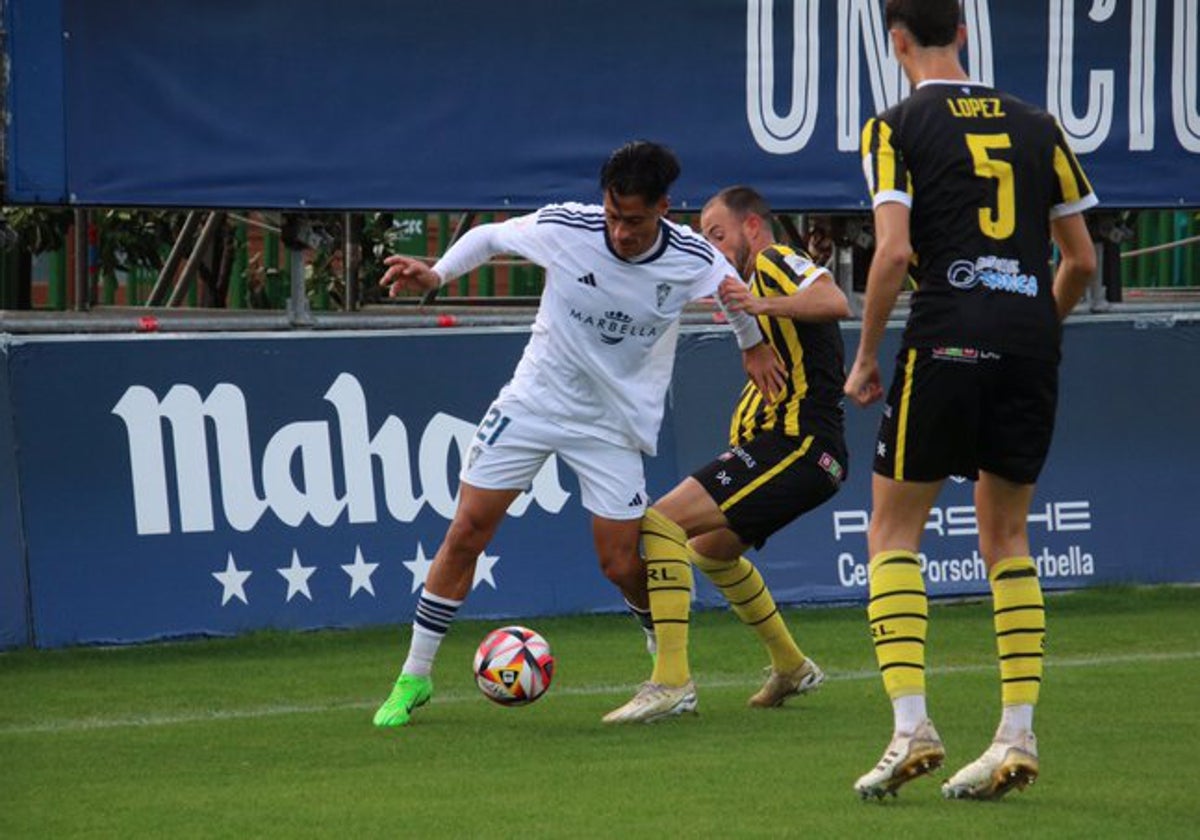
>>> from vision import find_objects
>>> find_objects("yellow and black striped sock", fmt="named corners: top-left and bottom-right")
top-left (642, 508), bottom-right (693, 687)
top-left (867, 551), bottom-right (927, 699)
top-left (990, 556), bottom-right (1045, 706)
top-left (690, 548), bottom-right (804, 673)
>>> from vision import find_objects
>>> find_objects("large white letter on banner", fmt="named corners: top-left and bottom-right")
top-left (746, 0), bottom-right (821, 154)
top-left (1048, 0), bottom-right (1116, 152)
top-left (1130, 0), bottom-right (1158, 150)
top-left (1174, 0), bottom-right (1200, 151)
top-left (963, 0), bottom-right (996, 86)
top-left (837, 0), bottom-right (906, 151)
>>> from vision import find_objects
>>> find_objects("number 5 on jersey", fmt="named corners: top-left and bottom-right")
top-left (965, 132), bottom-right (1015, 240)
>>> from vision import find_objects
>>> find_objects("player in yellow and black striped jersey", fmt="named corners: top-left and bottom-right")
top-left (729, 243), bottom-right (848, 452)
top-left (604, 185), bottom-right (851, 725)
top-left (843, 0), bottom-right (1099, 803)
top-left (860, 80), bottom-right (1096, 362)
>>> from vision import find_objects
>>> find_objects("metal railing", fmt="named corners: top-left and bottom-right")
top-left (2, 208), bottom-right (1198, 333)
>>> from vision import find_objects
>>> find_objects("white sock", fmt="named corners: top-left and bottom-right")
top-left (624, 598), bottom-right (657, 656)
top-left (996, 703), bottom-right (1034, 741)
top-left (893, 694), bottom-right (928, 734)
top-left (644, 628), bottom-right (658, 656)
top-left (401, 590), bottom-right (463, 677)
top-left (401, 625), bottom-right (444, 677)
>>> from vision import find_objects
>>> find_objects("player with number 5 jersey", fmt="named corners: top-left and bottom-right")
top-left (844, 0), bottom-right (1098, 804)
top-left (371, 141), bottom-right (783, 729)
top-left (860, 75), bottom-right (1096, 362)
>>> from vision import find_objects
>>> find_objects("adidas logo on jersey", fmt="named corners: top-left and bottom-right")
top-left (576, 272), bottom-right (597, 287)
top-left (628, 492), bottom-right (644, 507)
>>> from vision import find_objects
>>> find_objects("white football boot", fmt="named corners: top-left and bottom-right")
top-left (854, 719), bottom-right (946, 799)
top-left (747, 658), bottom-right (826, 708)
top-left (602, 680), bottom-right (698, 724)
top-left (942, 731), bottom-right (1039, 800)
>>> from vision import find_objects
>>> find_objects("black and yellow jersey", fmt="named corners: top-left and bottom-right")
top-left (861, 81), bottom-right (1098, 360)
top-left (729, 244), bottom-right (846, 449)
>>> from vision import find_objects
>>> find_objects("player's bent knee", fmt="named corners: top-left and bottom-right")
top-left (599, 557), bottom-right (640, 588)
top-left (444, 511), bottom-right (502, 556)
top-left (598, 551), bottom-right (643, 592)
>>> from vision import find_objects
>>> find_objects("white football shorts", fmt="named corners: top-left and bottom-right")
top-left (462, 393), bottom-right (647, 520)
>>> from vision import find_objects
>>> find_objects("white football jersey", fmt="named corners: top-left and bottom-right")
top-left (432, 202), bottom-right (758, 455)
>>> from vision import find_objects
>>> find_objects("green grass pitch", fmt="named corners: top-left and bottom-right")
top-left (2, 586), bottom-right (1197, 838)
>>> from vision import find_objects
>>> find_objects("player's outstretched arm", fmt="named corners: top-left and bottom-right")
top-left (380, 221), bottom-right (515, 299)
top-left (1050, 212), bottom-right (1098, 321)
top-left (719, 274), bottom-right (849, 322)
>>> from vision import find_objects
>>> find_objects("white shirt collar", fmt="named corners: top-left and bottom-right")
top-left (626, 230), bottom-right (664, 264)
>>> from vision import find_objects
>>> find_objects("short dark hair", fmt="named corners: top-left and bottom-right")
top-left (885, 0), bottom-right (961, 47)
top-left (600, 141), bottom-right (681, 204)
top-left (710, 185), bottom-right (773, 223)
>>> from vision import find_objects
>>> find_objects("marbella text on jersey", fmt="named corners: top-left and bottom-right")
top-left (111, 372), bottom-right (571, 536)
top-left (568, 307), bottom-right (659, 345)
top-left (746, 0), bottom-right (1200, 155)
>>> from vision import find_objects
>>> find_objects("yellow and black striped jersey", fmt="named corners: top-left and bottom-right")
top-left (861, 81), bottom-right (1098, 360)
top-left (729, 244), bottom-right (846, 449)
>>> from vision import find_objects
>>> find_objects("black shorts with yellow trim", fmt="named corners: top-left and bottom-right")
top-left (874, 346), bottom-right (1058, 484)
top-left (692, 429), bottom-right (847, 550)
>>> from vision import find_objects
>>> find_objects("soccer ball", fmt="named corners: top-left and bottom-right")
top-left (473, 625), bottom-right (555, 706)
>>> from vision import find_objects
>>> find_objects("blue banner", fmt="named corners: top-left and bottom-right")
top-left (5, 0), bottom-right (1199, 209)
top-left (1, 318), bottom-right (1198, 648)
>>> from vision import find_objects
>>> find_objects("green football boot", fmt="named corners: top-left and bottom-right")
top-left (373, 674), bottom-right (433, 727)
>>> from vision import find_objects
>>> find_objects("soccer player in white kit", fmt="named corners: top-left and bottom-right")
top-left (373, 141), bottom-right (784, 727)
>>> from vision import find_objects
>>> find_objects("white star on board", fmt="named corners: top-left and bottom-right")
top-left (342, 546), bottom-right (379, 598)
top-left (212, 553), bottom-right (252, 606)
top-left (402, 543), bottom-right (435, 593)
top-left (473, 551), bottom-right (500, 590)
top-left (277, 549), bottom-right (316, 602)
